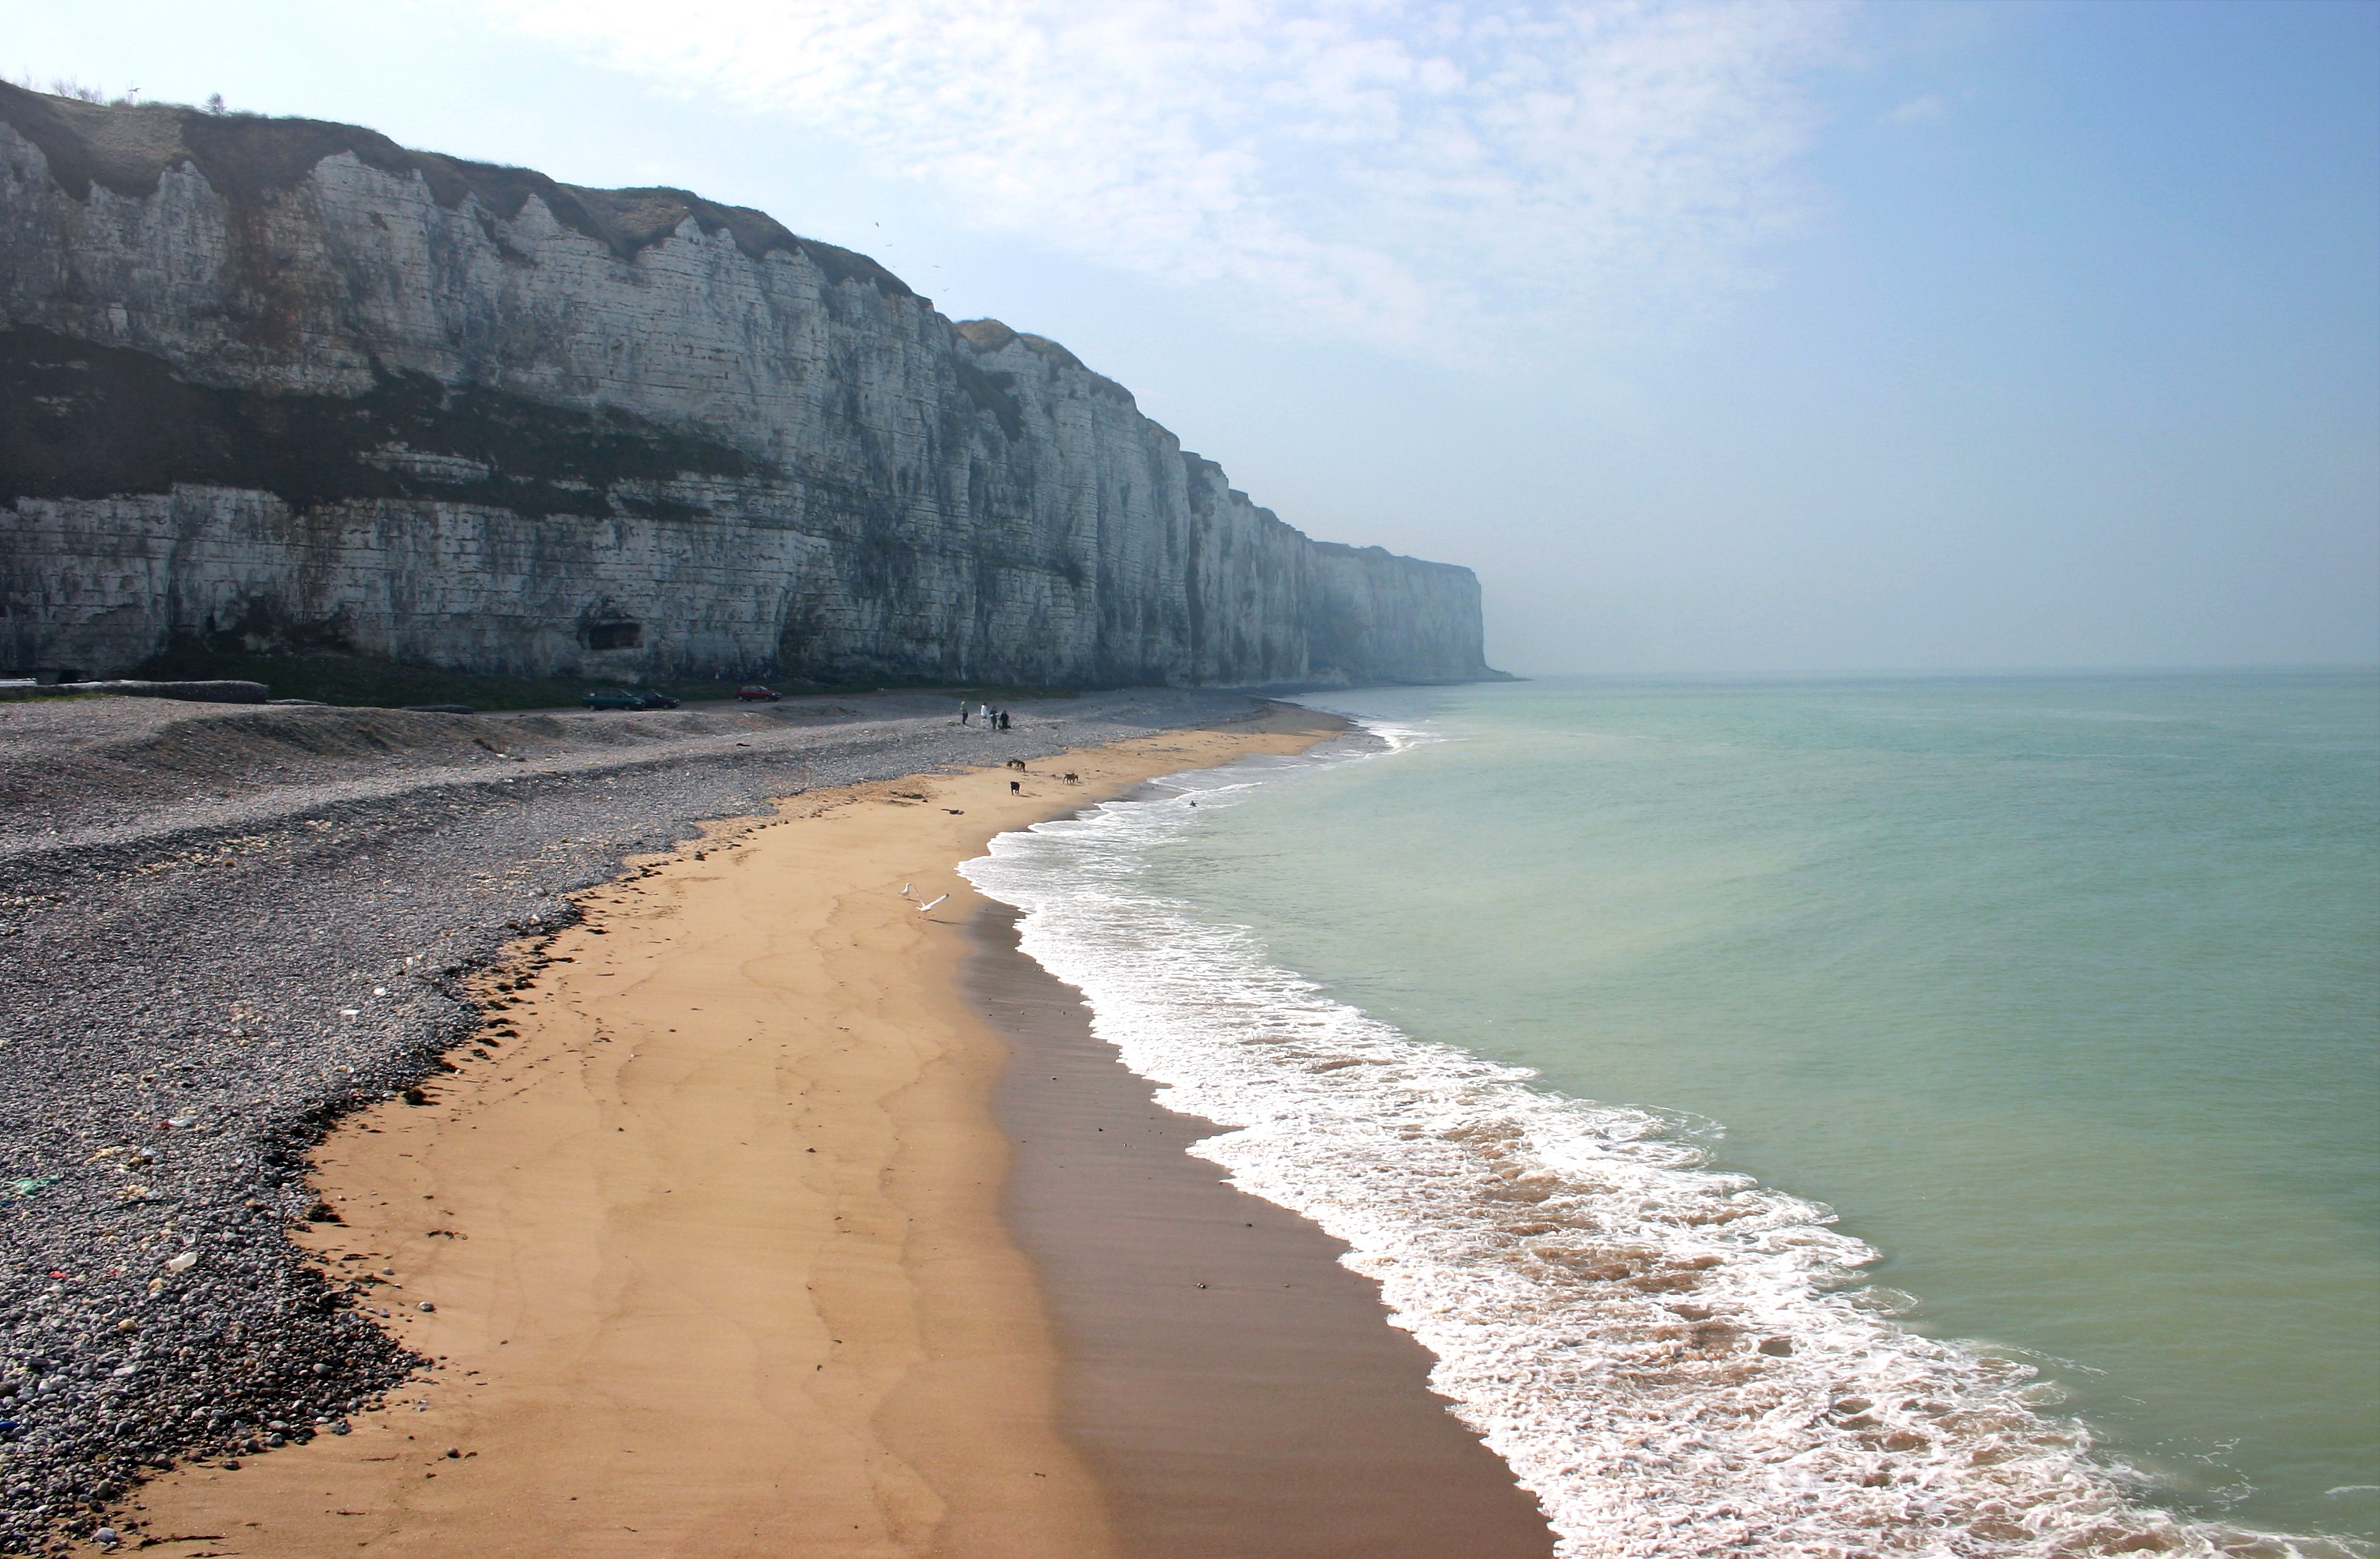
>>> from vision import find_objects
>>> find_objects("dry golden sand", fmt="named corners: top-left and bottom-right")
top-left (126, 707), bottom-right (1344, 1557)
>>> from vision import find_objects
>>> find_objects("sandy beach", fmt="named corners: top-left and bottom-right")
top-left (0, 690), bottom-right (1290, 1544)
top-left (104, 703), bottom-right (1547, 1555)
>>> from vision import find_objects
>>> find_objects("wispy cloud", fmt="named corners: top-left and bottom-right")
top-left (484, 0), bottom-right (1848, 364)
top-left (1885, 93), bottom-right (1949, 125)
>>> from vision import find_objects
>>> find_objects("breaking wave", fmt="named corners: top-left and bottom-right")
top-left (961, 723), bottom-right (2345, 1559)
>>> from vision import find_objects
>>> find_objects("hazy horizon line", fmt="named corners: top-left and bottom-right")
top-left (1487, 662), bottom-right (2380, 683)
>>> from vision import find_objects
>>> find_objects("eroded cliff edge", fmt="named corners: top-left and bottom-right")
top-left (0, 85), bottom-right (1501, 688)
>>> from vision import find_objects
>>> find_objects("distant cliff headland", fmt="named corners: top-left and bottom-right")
top-left (0, 84), bottom-right (1501, 690)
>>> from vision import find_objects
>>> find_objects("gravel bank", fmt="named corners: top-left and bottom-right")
top-left (0, 688), bottom-right (1271, 1553)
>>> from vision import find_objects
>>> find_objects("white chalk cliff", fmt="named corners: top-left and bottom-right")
top-left (0, 85), bottom-right (1501, 687)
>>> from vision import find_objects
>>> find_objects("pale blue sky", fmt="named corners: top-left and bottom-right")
top-left (9, 0), bottom-right (2375, 673)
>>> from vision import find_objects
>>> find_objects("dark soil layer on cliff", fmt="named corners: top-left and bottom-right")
top-left (117, 645), bottom-right (1090, 714)
top-left (0, 687), bottom-right (1265, 1554)
top-left (126, 645), bottom-right (750, 714)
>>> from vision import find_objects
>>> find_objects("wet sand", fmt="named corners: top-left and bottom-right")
top-left (973, 905), bottom-right (1557, 1557)
top-left (122, 704), bottom-right (1550, 1555)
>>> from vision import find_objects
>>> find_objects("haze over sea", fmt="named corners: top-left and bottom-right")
top-left (969, 671), bottom-right (2378, 1556)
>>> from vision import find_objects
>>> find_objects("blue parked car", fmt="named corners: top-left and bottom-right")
top-left (582, 688), bottom-right (679, 710)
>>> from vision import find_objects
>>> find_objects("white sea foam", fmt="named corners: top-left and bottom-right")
top-left (962, 722), bottom-right (2347, 1559)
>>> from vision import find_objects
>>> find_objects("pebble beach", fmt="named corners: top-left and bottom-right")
top-left (0, 687), bottom-right (1290, 1553)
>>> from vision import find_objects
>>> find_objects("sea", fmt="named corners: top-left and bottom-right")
top-left (962, 672), bottom-right (2379, 1558)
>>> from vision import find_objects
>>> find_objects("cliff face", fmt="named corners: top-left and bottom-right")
top-left (0, 86), bottom-right (1498, 688)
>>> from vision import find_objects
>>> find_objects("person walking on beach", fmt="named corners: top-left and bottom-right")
top-left (998, 710), bottom-right (1011, 731)
top-left (958, 701), bottom-right (970, 725)
top-left (978, 702), bottom-right (992, 726)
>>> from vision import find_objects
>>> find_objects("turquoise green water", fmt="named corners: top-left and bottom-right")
top-left (1146, 672), bottom-right (2378, 1546)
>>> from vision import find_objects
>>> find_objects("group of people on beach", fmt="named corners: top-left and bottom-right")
top-left (960, 701), bottom-right (1011, 730)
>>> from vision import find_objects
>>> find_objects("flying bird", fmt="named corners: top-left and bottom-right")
top-left (918, 894), bottom-right (949, 914)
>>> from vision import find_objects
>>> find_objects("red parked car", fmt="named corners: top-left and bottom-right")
top-left (736, 685), bottom-right (782, 702)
